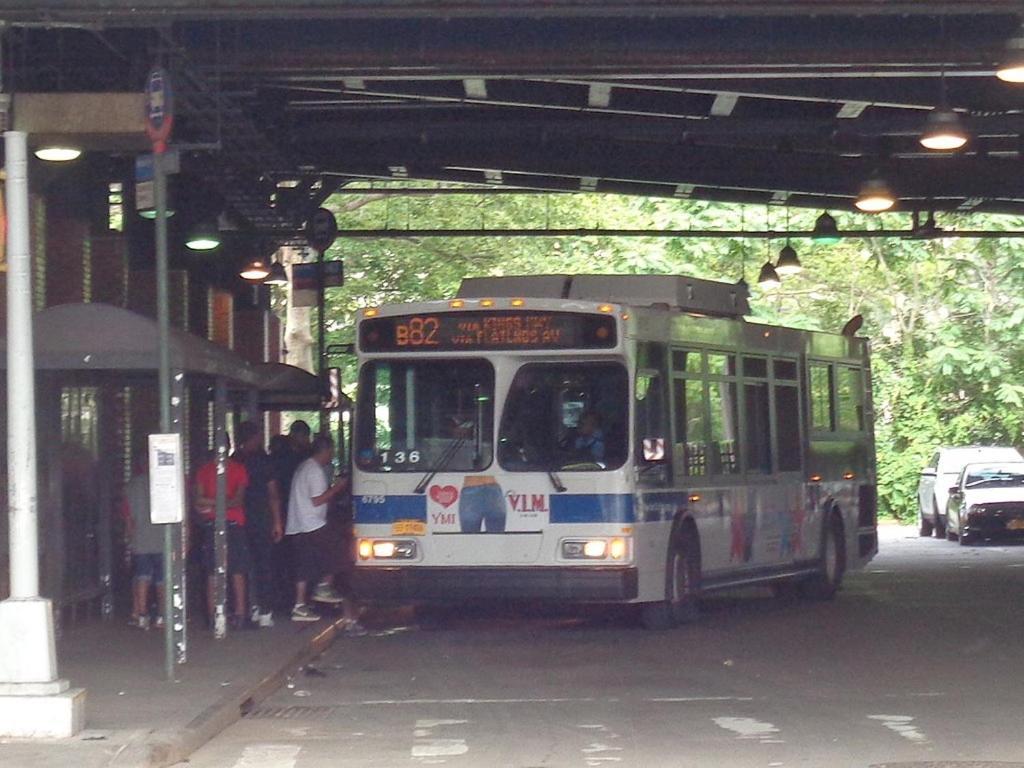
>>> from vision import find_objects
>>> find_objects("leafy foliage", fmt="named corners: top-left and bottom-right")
top-left (307, 183), bottom-right (1024, 520)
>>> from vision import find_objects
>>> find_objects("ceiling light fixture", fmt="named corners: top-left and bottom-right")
top-left (185, 222), bottom-right (221, 251)
top-left (997, 29), bottom-right (1024, 82)
top-left (758, 260), bottom-right (781, 289)
top-left (264, 261), bottom-right (288, 286)
top-left (811, 211), bottom-right (841, 244)
top-left (34, 146), bottom-right (82, 162)
top-left (920, 107), bottom-right (968, 151)
top-left (239, 259), bottom-right (271, 281)
top-left (855, 176), bottom-right (896, 213)
top-left (775, 242), bottom-right (802, 276)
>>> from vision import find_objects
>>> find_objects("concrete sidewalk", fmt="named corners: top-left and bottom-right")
top-left (0, 613), bottom-right (351, 768)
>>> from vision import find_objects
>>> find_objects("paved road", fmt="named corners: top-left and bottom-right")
top-left (181, 526), bottom-right (1024, 768)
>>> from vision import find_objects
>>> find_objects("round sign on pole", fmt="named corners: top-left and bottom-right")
top-left (306, 208), bottom-right (338, 253)
top-left (145, 68), bottom-right (174, 154)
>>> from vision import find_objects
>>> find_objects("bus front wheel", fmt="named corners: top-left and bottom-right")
top-left (641, 525), bottom-right (701, 630)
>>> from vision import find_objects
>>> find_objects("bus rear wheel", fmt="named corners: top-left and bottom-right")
top-left (799, 512), bottom-right (846, 601)
top-left (641, 526), bottom-right (701, 630)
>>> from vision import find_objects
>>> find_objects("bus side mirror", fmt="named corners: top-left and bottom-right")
top-left (642, 438), bottom-right (666, 462)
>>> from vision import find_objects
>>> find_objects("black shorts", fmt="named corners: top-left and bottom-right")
top-left (201, 522), bottom-right (253, 578)
top-left (289, 525), bottom-right (330, 585)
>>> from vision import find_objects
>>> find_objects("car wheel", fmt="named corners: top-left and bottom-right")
top-left (933, 505), bottom-right (947, 538)
top-left (918, 511), bottom-right (934, 537)
top-left (958, 524), bottom-right (973, 546)
top-left (946, 525), bottom-right (957, 541)
top-left (800, 512), bottom-right (847, 601)
top-left (641, 525), bottom-right (701, 630)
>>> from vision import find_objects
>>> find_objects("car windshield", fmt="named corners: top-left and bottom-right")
top-left (497, 362), bottom-right (628, 472)
top-left (964, 464), bottom-right (1024, 488)
top-left (355, 359), bottom-right (495, 473)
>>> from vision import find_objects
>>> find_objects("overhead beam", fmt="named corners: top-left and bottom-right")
top-left (326, 227), bottom-right (1024, 240)
top-left (1, 1), bottom-right (1019, 23)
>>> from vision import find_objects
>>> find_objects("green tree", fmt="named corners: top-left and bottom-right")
top-left (302, 183), bottom-right (1024, 520)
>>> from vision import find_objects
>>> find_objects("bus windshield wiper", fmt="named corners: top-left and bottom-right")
top-left (547, 468), bottom-right (567, 493)
top-left (414, 436), bottom-right (467, 494)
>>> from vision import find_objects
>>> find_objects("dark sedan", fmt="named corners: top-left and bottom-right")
top-left (946, 462), bottom-right (1024, 545)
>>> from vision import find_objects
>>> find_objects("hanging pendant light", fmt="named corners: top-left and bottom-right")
top-left (34, 145), bottom-right (82, 162)
top-left (774, 205), bottom-right (802, 276)
top-left (811, 212), bottom-right (841, 244)
top-left (264, 261), bottom-right (288, 286)
top-left (240, 258), bottom-right (271, 281)
top-left (775, 242), bottom-right (802, 276)
top-left (997, 29), bottom-right (1024, 82)
top-left (758, 260), bottom-right (781, 289)
top-left (855, 176), bottom-right (896, 213)
top-left (186, 221), bottom-right (221, 251)
top-left (920, 107), bottom-right (968, 151)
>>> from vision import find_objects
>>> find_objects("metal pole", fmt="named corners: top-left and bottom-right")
top-left (317, 247), bottom-right (327, 432)
top-left (5, 131), bottom-right (39, 600)
top-left (213, 378), bottom-right (228, 639)
top-left (155, 150), bottom-right (178, 681)
top-left (171, 370), bottom-right (187, 664)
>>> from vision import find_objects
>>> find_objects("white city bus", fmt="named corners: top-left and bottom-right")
top-left (351, 274), bottom-right (877, 628)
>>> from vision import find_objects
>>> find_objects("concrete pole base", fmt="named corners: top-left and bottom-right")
top-left (0, 688), bottom-right (86, 738)
top-left (0, 598), bottom-right (86, 737)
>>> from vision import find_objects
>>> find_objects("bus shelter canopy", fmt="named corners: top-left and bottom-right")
top-left (0, 302), bottom-right (259, 387)
top-left (248, 362), bottom-right (352, 411)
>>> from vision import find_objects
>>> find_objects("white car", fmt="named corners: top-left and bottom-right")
top-left (916, 446), bottom-right (1023, 537)
top-left (945, 462), bottom-right (1024, 544)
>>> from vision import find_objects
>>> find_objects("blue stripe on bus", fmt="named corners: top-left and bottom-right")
top-left (354, 493), bottom-right (634, 524)
top-left (355, 495), bottom-right (427, 524)
top-left (549, 494), bottom-right (635, 524)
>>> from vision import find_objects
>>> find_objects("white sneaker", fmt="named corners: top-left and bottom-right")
top-left (250, 606), bottom-right (261, 624)
top-left (311, 585), bottom-right (344, 604)
top-left (291, 604), bottom-right (319, 623)
top-left (258, 611), bottom-right (274, 628)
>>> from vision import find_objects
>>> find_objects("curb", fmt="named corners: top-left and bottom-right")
top-left (109, 615), bottom-right (347, 768)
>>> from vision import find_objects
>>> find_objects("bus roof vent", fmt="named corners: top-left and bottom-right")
top-left (457, 274), bottom-right (750, 317)
top-left (457, 275), bottom-right (573, 299)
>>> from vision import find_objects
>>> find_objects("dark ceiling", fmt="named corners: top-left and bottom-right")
top-left (5, 1), bottom-right (1024, 242)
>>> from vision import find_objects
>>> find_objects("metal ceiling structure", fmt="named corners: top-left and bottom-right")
top-left (4, 1), bottom-right (1024, 242)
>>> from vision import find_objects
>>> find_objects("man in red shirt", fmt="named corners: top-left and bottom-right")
top-left (195, 442), bottom-right (251, 630)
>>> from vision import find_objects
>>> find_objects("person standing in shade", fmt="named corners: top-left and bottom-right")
top-left (122, 454), bottom-right (164, 630)
top-left (234, 421), bottom-right (284, 627)
top-left (287, 435), bottom-right (348, 622)
top-left (195, 439), bottom-right (252, 630)
top-left (274, 420), bottom-right (313, 514)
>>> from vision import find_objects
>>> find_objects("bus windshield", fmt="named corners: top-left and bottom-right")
top-left (355, 359), bottom-right (495, 473)
top-left (498, 362), bottom-right (628, 472)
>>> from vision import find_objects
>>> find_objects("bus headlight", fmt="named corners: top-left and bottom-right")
top-left (561, 537), bottom-right (629, 561)
top-left (358, 539), bottom-right (417, 560)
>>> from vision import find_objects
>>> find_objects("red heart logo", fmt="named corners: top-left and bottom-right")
top-left (429, 485), bottom-right (459, 508)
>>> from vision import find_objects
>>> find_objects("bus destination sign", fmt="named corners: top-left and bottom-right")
top-left (359, 311), bottom-right (617, 352)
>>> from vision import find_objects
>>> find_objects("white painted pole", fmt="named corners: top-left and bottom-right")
top-left (5, 131), bottom-right (40, 600)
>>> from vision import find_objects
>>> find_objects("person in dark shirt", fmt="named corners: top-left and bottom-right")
top-left (272, 420), bottom-right (312, 514)
top-left (234, 421), bottom-right (284, 627)
top-left (269, 420), bottom-right (312, 610)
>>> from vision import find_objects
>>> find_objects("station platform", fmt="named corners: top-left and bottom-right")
top-left (0, 613), bottom-right (351, 768)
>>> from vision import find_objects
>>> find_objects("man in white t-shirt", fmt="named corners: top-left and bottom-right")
top-left (286, 435), bottom-right (348, 622)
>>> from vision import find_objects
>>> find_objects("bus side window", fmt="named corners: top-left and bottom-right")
top-left (674, 378), bottom-right (708, 477)
top-left (743, 381), bottom-right (772, 473)
top-left (836, 366), bottom-right (864, 431)
top-left (775, 383), bottom-right (801, 472)
top-left (809, 363), bottom-right (834, 431)
top-left (709, 381), bottom-right (740, 475)
top-left (636, 371), bottom-right (667, 478)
